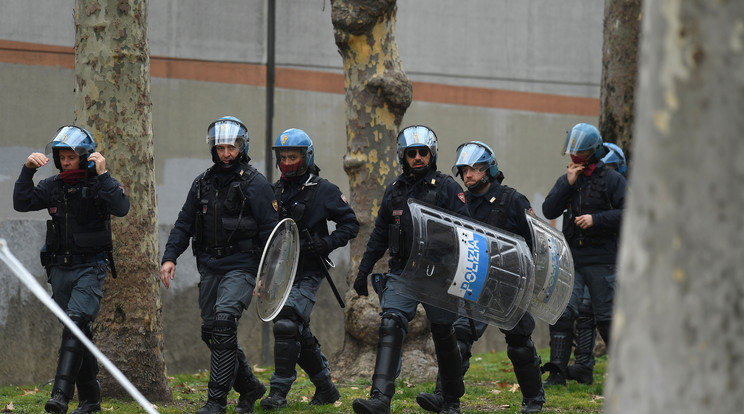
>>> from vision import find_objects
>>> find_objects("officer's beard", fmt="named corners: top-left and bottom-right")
top-left (466, 175), bottom-right (491, 193)
top-left (407, 161), bottom-right (433, 178)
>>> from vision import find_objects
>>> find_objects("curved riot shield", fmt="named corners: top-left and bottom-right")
top-left (398, 200), bottom-right (534, 330)
top-left (255, 218), bottom-right (300, 322)
top-left (525, 212), bottom-right (574, 325)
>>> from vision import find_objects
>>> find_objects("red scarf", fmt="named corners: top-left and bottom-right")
top-left (60, 169), bottom-right (86, 184)
top-left (582, 163), bottom-right (598, 176)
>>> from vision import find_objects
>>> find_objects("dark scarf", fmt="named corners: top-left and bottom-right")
top-left (60, 169), bottom-right (87, 184)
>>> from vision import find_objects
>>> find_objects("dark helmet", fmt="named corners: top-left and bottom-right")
top-left (397, 125), bottom-right (438, 174)
top-left (601, 142), bottom-right (627, 176)
top-left (273, 128), bottom-right (314, 178)
top-left (452, 141), bottom-right (499, 192)
top-left (562, 123), bottom-right (605, 161)
top-left (206, 116), bottom-right (249, 166)
top-left (44, 125), bottom-right (96, 170)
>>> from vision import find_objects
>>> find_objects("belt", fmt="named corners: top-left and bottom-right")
top-left (43, 251), bottom-right (108, 266)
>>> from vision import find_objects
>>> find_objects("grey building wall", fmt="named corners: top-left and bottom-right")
top-left (0, 1), bottom-right (601, 385)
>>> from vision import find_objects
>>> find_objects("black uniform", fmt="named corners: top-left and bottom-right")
top-left (265, 169), bottom-right (359, 401)
top-left (355, 168), bottom-right (470, 411)
top-left (13, 164), bottom-right (129, 413)
top-left (162, 160), bottom-right (277, 409)
top-left (541, 161), bottom-right (626, 385)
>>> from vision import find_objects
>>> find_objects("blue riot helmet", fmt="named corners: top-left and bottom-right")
top-left (397, 125), bottom-right (438, 174)
top-left (452, 141), bottom-right (500, 192)
top-left (206, 116), bottom-right (249, 166)
top-left (601, 142), bottom-right (627, 176)
top-left (273, 128), bottom-right (314, 178)
top-left (562, 123), bottom-right (605, 161)
top-left (44, 125), bottom-right (96, 171)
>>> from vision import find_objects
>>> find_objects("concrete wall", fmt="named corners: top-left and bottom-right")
top-left (0, 1), bottom-right (602, 384)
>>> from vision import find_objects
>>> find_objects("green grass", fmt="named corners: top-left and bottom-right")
top-left (1, 349), bottom-right (606, 413)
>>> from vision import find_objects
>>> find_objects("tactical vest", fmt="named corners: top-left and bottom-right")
top-left (193, 164), bottom-right (260, 257)
top-left (388, 172), bottom-right (445, 259)
top-left (563, 165), bottom-right (618, 247)
top-left (43, 176), bottom-right (112, 264)
top-left (466, 185), bottom-right (517, 229)
top-left (274, 174), bottom-right (323, 232)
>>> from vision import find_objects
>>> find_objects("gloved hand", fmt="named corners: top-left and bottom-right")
top-left (301, 237), bottom-right (328, 257)
top-left (353, 271), bottom-right (369, 296)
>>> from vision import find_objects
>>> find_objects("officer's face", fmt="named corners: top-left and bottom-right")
top-left (461, 163), bottom-right (487, 188)
top-left (215, 144), bottom-right (240, 164)
top-left (57, 149), bottom-right (81, 171)
top-left (405, 147), bottom-right (431, 170)
top-left (278, 149), bottom-right (303, 166)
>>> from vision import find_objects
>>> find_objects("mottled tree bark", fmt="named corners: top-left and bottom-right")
top-left (330, 0), bottom-right (437, 381)
top-left (604, 1), bottom-right (744, 412)
top-left (599, 0), bottom-right (641, 166)
top-left (74, 0), bottom-right (171, 400)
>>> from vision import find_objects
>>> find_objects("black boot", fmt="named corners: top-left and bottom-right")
top-left (431, 324), bottom-right (464, 414)
top-left (416, 374), bottom-right (443, 412)
top-left (46, 327), bottom-right (85, 414)
top-left (296, 325), bottom-right (339, 406)
top-left (542, 330), bottom-right (572, 387)
top-left (507, 338), bottom-right (545, 413)
top-left (567, 305), bottom-right (596, 385)
top-left (352, 312), bottom-right (407, 414)
top-left (198, 313), bottom-right (238, 414)
top-left (233, 346), bottom-right (265, 413)
top-left (309, 380), bottom-right (340, 406)
top-left (259, 389), bottom-right (287, 410)
top-left (70, 380), bottom-right (101, 414)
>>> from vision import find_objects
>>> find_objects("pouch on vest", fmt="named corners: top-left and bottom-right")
top-left (388, 223), bottom-right (401, 256)
top-left (45, 220), bottom-right (59, 252)
top-left (222, 216), bottom-right (258, 240)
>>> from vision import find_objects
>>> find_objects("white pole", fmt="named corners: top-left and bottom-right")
top-left (0, 239), bottom-right (159, 414)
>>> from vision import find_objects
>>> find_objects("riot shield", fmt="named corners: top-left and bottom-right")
top-left (254, 218), bottom-right (300, 322)
top-left (525, 212), bottom-right (574, 325)
top-left (398, 200), bottom-right (534, 330)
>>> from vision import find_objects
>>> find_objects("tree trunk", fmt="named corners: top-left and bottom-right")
top-left (598, 0), bottom-right (641, 166)
top-left (74, 0), bottom-right (171, 401)
top-left (330, 0), bottom-right (436, 381)
top-left (604, 1), bottom-right (744, 412)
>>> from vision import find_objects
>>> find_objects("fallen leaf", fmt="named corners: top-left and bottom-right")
top-left (22, 386), bottom-right (39, 396)
top-left (3, 401), bottom-right (14, 412)
top-left (334, 401), bottom-right (342, 407)
top-left (509, 383), bottom-right (520, 393)
top-left (490, 389), bottom-right (502, 395)
top-left (252, 364), bottom-right (267, 373)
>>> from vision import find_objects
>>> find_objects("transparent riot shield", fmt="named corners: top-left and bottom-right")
top-left (254, 218), bottom-right (300, 321)
top-left (525, 212), bottom-right (574, 325)
top-left (398, 200), bottom-right (534, 330)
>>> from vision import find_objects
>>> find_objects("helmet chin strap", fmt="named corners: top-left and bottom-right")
top-left (467, 175), bottom-right (490, 192)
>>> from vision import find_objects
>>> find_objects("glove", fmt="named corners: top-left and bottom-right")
top-left (353, 271), bottom-right (369, 296)
top-left (301, 237), bottom-right (328, 257)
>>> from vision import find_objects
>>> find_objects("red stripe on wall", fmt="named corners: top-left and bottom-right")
top-left (0, 39), bottom-right (598, 116)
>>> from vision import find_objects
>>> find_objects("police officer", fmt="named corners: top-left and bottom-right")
top-left (259, 128), bottom-right (359, 410)
top-left (566, 142), bottom-right (628, 385)
top-left (13, 125), bottom-right (130, 414)
top-left (541, 123), bottom-right (626, 386)
top-left (416, 141), bottom-right (545, 413)
top-left (352, 125), bottom-right (470, 414)
top-left (160, 116), bottom-right (277, 413)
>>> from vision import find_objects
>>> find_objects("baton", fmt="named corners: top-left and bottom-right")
top-left (302, 229), bottom-right (345, 308)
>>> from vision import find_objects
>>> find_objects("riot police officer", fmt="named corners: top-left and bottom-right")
top-left (13, 125), bottom-right (130, 414)
top-left (352, 125), bottom-right (470, 414)
top-left (416, 141), bottom-right (545, 413)
top-left (160, 116), bottom-right (277, 413)
top-left (259, 128), bottom-right (359, 410)
top-left (541, 123), bottom-right (626, 386)
top-left (566, 142), bottom-right (629, 385)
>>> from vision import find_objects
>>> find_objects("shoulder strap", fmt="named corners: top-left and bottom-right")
top-left (485, 185), bottom-right (516, 229)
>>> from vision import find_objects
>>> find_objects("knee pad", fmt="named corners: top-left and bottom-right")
top-left (507, 340), bottom-right (537, 366)
top-left (380, 311), bottom-right (409, 335)
top-left (273, 318), bottom-right (301, 340)
top-left (201, 325), bottom-right (213, 347)
top-left (213, 313), bottom-right (237, 334)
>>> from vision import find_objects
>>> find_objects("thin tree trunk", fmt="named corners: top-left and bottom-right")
top-left (599, 0), bottom-right (641, 165)
top-left (330, 0), bottom-right (437, 381)
top-left (74, 0), bottom-right (171, 400)
top-left (604, 0), bottom-right (744, 412)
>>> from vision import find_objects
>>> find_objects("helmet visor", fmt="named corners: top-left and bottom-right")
top-left (563, 127), bottom-right (602, 156)
top-left (44, 126), bottom-right (93, 156)
top-left (207, 120), bottom-right (248, 149)
top-left (452, 143), bottom-right (490, 176)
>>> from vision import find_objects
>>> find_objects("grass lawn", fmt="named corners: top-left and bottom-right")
top-left (1, 348), bottom-right (606, 413)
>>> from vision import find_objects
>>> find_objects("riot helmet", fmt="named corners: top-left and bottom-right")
top-left (452, 141), bottom-right (499, 192)
top-left (397, 125), bottom-right (438, 175)
top-left (273, 128), bottom-right (314, 178)
top-left (206, 116), bottom-right (249, 167)
top-left (562, 123), bottom-right (605, 163)
top-left (45, 125), bottom-right (96, 171)
top-left (601, 142), bottom-right (627, 176)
